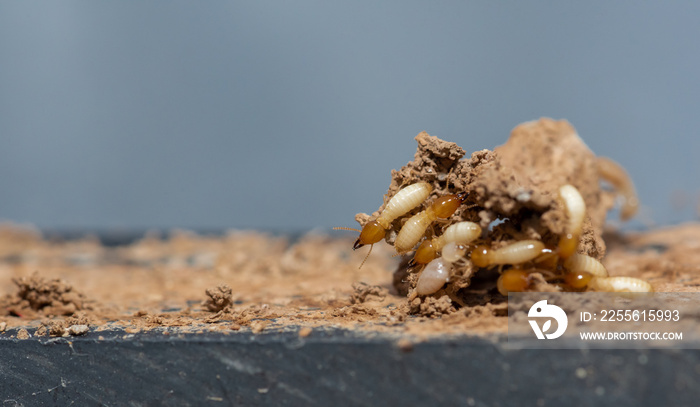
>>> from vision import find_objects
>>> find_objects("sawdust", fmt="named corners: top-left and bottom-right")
top-left (0, 118), bottom-right (697, 340)
top-left (0, 221), bottom-right (698, 340)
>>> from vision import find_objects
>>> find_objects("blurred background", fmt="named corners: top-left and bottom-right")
top-left (1, 2), bottom-right (699, 233)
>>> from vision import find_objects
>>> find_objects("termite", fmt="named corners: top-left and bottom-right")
top-left (335, 182), bottom-right (433, 267)
top-left (410, 241), bottom-right (472, 299)
top-left (410, 257), bottom-right (453, 300)
top-left (597, 156), bottom-right (639, 221)
top-left (588, 276), bottom-right (653, 293)
top-left (557, 184), bottom-right (586, 259)
top-left (394, 192), bottom-right (468, 253)
top-left (471, 239), bottom-right (546, 268)
top-left (410, 221), bottom-right (482, 266)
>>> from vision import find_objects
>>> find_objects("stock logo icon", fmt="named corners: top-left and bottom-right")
top-left (528, 300), bottom-right (568, 339)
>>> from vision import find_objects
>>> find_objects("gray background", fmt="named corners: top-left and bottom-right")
top-left (1, 2), bottom-right (698, 232)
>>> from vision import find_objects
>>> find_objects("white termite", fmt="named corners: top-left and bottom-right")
top-left (411, 241), bottom-right (471, 299)
top-left (411, 257), bottom-right (453, 299)
top-left (378, 182), bottom-right (434, 228)
top-left (558, 184), bottom-right (586, 259)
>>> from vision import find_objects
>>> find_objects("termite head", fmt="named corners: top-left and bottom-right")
top-left (470, 245), bottom-right (491, 268)
top-left (557, 233), bottom-right (578, 259)
top-left (432, 192), bottom-right (469, 218)
top-left (409, 239), bottom-right (436, 267)
top-left (353, 220), bottom-right (385, 250)
top-left (564, 271), bottom-right (593, 290)
top-left (497, 268), bottom-right (531, 296)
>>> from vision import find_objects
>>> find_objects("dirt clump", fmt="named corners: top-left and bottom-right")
top-left (409, 295), bottom-right (456, 317)
top-left (203, 285), bottom-right (234, 312)
top-left (35, 313), bottom-right (91, 337)
top-left (1, 273), bottom-right (90, 318)
top-left (350, 282), bottom-right (387, 304)
top-left (355, 118), bottom-right (628, 312)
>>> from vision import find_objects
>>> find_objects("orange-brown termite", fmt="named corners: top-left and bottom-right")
top-left (471, 240), bottom-right (546, 268)
top-left (394, 192), bottom-right (468, 254)
top-left (597, 157), bottom-right (639, 221)
top-left (335, 182), bottom-right (432, 267)
top-left (411, 221), bottom-right (482, 266)
top-left (557, 184), bottom-right (586, 259)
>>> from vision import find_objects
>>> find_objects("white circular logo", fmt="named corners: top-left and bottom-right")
top-left (528, 300), bottom-right (568, 339)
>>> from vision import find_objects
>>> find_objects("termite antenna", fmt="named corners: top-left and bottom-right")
top-left (333, 226), bottom-right (362, 233)
top-left (358, 244), bottom-right (373, 269)
top-left (333, 227), bottom-right (365, 250)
